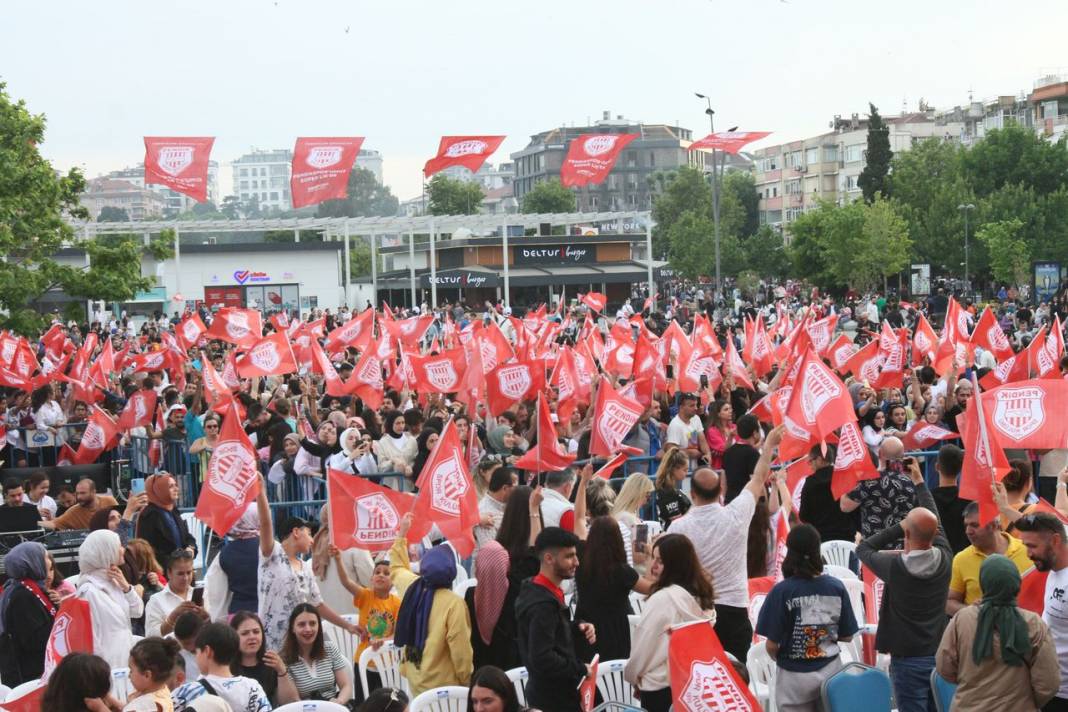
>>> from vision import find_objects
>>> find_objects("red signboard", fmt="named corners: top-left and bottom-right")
top-left (204, 287), bottom-right (243, 309)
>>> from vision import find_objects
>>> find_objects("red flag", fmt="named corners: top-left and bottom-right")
top-left (669, 619), bottom-right (761, 711)
top-left (42, 595), bottom-right (95, 679)
top-left (687, 131), bottom-right (772, 155)
top-left (117, 388), bottom-right (158, 432)
top-left (971, 307), bottom-right (1014, 361)
top-left (200, 352), bottom-right (232, 404)
top-left (841, 339), bottom-right (883, 383)
top-left (589, 379), bottom-right (643, 458)
top-left (423, 135), bottom-right (505, 177)
top-left (592, 451), bottom-right (632, 480)
top-left (580, 292), bottom-right (607, 314)
top-left (872, 328), bottom-right (908, 390)
top-left (981, 378), bottom-right (1068, 450)
top-left (935, 298), bottom-right (971, 374)
top-left (578, 655), bottom-right (599, 712)
top-left (384, 314), bottom-right (434, 348)
top-left (770, 509), bottom-right (790, 582)
top-left (236, 332), bottom-right (298, 378)
top-left (980, 350), bottom-right (1030, 389)
top-left (206, 308), bottom-right (263, 349)
top-left (745, 316), bottom-right (775, 379)
top-left (0, 681), bottom-right (44, 711)
top-left (513, 394), bottom-right (576, 472)
top-left (827, 334), bottom-right (857, 374)
top-left (413, 419), bottom-right (480, 557)
top-left (327, 468), bottom-right (422, 552)
top-left (748, 576), bottom-right (776, 643)
top-left (676, 347), bottom-right (722, 394)
top-left (474, 322), bottom-right (515, 374)
top-left (73, 406), bottom-right (120, 465)
top-left (40, 324), bottom-right (68, 364)
top-left (486, 359), bottom-right (545, 417)
top-left (860, 563), bottom-right (885, 664)
top-left (128, 349), bottom-right (169, 374)
top-left (1036, 316), bottom-right (1064, 379)
top-left (409, 348), bottom-right (468, 394)
top-left (291, 137), bottom-right (365, 208)
top-left (325, 308), bottom-right (375, 353)
top-left (1018, 566), bottom-right (1049, 615)
top-left (309, 339), bottom-right (348, 398)
top-left (550, 346), bottom-right (584, 423)
top-left (1034, 497), bottom-right (1068, 524)
top-left (912, 313), bottom-right (938, 366)
top-left (831, 420), bottom-right (879, 499)
top-left (900, 421), bottom-right (958, 451)
top-left (177, 313), bottom-right (207, 351)
top-left (959, 375), bottom-right (1010, 525)
top-left (807, 314), bottom-right (839, 357)
top-left (195, 401), bottom-right (261, 536)
top-left (560, 134), bottom-right (640, 188)
top-left (87, 337), bottom-right (115, 390)
top-left (603, 321), bottom-right (635, 379)
top-left (724, 337), bottom-right (754, 390)
top-left (784, 350), bottom-right (856, 441)
top-left (349, 347), bottom-right (385, 411)
top-left (143, 136), bottom-right (215, 202)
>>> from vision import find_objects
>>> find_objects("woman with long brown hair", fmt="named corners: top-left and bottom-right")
top-left (653, 446), bottom-right (692, 528)
top-left (624, 534), bottom-right (716, 712)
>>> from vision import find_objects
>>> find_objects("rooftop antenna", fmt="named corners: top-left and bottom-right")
top-left (968, 86), bottom-right (974, 103)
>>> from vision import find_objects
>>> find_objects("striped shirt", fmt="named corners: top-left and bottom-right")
top-left (288, 640), bottom-right (348, 700)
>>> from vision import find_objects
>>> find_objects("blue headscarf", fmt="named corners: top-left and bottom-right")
top-left (393, 543), bottom-right (457, 666)
top-left (0, 542), bottom-right (49, 635)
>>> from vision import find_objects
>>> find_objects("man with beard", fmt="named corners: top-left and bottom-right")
top-left (1015, 513), bottom-right (1068, 711)
top-left (39, 478), bottom-right (118, 531)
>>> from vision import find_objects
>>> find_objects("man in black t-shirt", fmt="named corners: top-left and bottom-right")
top-left (723, 415), bottom-right (762, 503)
top-left (929, 444), bottom-right (971, 554)
top-left (799, 445), bottom-right (858, 543)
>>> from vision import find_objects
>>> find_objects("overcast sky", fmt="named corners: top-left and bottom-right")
top-left (4, 0), bottom-right (1067, 202)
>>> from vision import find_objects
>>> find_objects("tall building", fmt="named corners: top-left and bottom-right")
top-left (106, 163), bottom-right (219, 215)
top-left (438, 161), bottom-right (515, 190)
top-left (80, 177), bottom-right (168, 220)
top-left (356, 149), bottom-right (384, 184)
top-left (232, 149), bottom-right (293, 212)
top-left (1029, 73), bottom-right (1068, 141)
top-left (510, 111), bottom-right (709, 212)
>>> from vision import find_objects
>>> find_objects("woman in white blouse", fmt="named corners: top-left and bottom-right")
top-left (31, 384), bottom-right (66, 463)
top-left (76, 529), bottom-right (144, 669)
top-left (375, 411), bottom-right (417, 481)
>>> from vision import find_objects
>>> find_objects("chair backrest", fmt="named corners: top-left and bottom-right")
top-left (274, 702), bottom-right (351, 712)
top-left (840, 577), bottom-right (866, 625)
top-left (745, 641), bottom-right (777, 710)
top-left (821, 540), bottom-right (857, 569)
top-left (595, 659), bottom-right (638, 707)
top-left (505, 666), bottom-right (529, 707)
top-left (358, 640), bottom-right (408, 700)
top-left (322, 613), bottom-right (360, 683)
top-left (179, 511), bottom-right (210, 570)
top-left (821, 662), bottom-right (893, 712)
top-left (931, 669), bottom-right (957, 712)
top-left (628, 591), bottom-right (646, 615)
top-left (410, 685), bottom-right (469, 712)
top-left (110, 667), bottom-right (134, 705)
top-left (824, 563), bottom-right (859, 581)
top-left (453, 577), bottom-right (478, 597)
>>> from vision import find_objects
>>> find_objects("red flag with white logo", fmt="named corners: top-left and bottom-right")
top-left (603, 321), bottom-right (635, 379)
top-left (413, 419), bottom-right (480, 557)
top-left (177, 313), bottom-right (207, 351)
top-left (959, 375), bottom-right (1010, 525)
top-left (309, 339), bottom-right (348, 398)
top-left (687, 131), bottom-right (772, 155)
top-left (770, 509), bottom-right (790, 582)
top-left (73, 406), bottom-right (120, 465)
top-left (423, 135), bottom-right (506, 177)
top-left (589, 379), bottom-right (643, 458)
top-left (669, 619), bottom-right (760, 711)
top-left (486, 359), bottom-right (545, 417)
top-left (348, 347), bottom-right (385, 411)
top-left (676, 346), bottom-right (722, 394)
top-left (806, 314), bottom-right (839, 357)
top-left (724, 337), bottom-right (754, 390)
top-left (872, 327), bottom-right (908, 390)
top-left (828, 334), bottom-right (858, 375)
top-left (195, 401), bottom-right (262, 536)
top-left (900, 421), bottom-right (958, 451)
top-left (980, 351), bottom-right (1031, 389)
top-left (580, 292), bottom-right (607, 314)
top-left (578, 655), bottom-right (599, 712)
top-left (474, 322), bottom-right (515, 374)
top-left (42, 595), bottom-right (94, 679)
top-left (971, 307), bottom-right (1014, 362)
top-left (979, 378), bottom-right (1068, 450)
top-left (513, 394), bottom-right (576, 472)
top-left (325, 308), bottom-right (375, 354)
top-left (383, 314), bottom-right (434, 348)
top-left (236, 332), bottom-right (297, 378)
top-left (291, 137), bottom-right (365, 208)
top-left (550, 346), bottom-right (584, 423)
top-left (744, 316), bottom-right (774, 379)
top-left (560, 133), bottom-right (639, 188)
top-left (117, 388), bottom-right (158, 432)
top-left (327, 468), bottom-right (422, 552)
top-left (831, 420), bottom-right (879, 499)
top-left (912, 313), bottom-right (938, 367)
top-left (143, 137), bottom-right (215, 202)
top-left (409, 348), bottom-right (468, 394)
top-left (1037, 316), bottom-right (1064, 379)
top-left (784, 351), bottom-right (855, 441)
top-left (206, 307), bottom-right (263, 349)
top-left (40, 324), bottom-right (68, 364)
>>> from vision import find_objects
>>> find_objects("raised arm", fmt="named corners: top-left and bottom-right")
top-left (746, 424), bottom-right (783, 502)
top-left (258, 478), bottom-right (274, 558)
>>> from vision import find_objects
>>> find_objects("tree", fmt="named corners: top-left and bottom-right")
top-left (0, 83), bottom-right (173, 334)
top-left (722, 171), bottom-right (760, 238)
top-left (787, 203), bottom-right (838, 288)
top-left (220, 195), bottom-right (242, 219)
top-left (317, 166), bottom-right (400, 218)
top-left (858, 103), bottom-right (892, 203)
top-left (97, 206), bottom-right (129, 222)
top-left (962, 125), bottom-right (1068, 198)
top-left (521, 179), bottom-right (575, 213)
top-left (666, 211), bottom-right (715, 280)
top-left (427, 175), bottom-right (484, 215)
top-left (744, 225), bottom-right (792, 279)
top-left (651, 167), bottom-right (713, 258)
top-left (855, 196), bottom-right (911, 292)
top-left (977, 219), bottom-right (1030, 287)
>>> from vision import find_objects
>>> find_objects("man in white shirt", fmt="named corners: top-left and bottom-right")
top-left (145, 549), bottom-right (196, 637)
top-left (1015, 512), bottom-right (1068, 709)
top-left (668, 424), bottom-right (781, 664)
top-left (475, 466), bottom-right (517, 553)
top-left (665, 392), bottom-right (710, 470)
top-left (541, 469), bottom-right (577, 532)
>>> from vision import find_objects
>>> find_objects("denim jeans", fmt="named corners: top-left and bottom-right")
top-left (889, 656), bottom-right (936, 712)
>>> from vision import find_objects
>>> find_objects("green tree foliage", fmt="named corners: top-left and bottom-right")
top-left (744, 225), bottom-right (792, 279)
top-left (962, 125), bottom-right (1068, 198)
top-left (0, 83), bottom-right (170, 335)
top-left (317, 167), bottom-right (400, 218)
top-left (722, 171), bottom-right (760, 238)
top-left (856, 197), bottom-right (912, 291)
top-left (97, 206), bottom-right (129, 222)
top-left (651, 167), bottom-right (713, 258)
top-left (859, 103), bottom-right (893, 203)
top-left (666, 211), bottom-right (715, 280)
top-left (220, 195), bottom-right (242, 219)
top-left (520, 179), bottom-right (576, 213)
top-left (427, 175), bottom-right (484, 216)
top-left (976, 219), bottom-right (1030, 286)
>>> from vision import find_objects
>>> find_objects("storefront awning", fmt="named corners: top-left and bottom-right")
top-left (376, 260), bottom-right (665, 290)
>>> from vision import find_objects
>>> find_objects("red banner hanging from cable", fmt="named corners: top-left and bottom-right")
top-left (143, 137), bottom-right (215, 202)
top-left (423, 135), bottom-right (506, 177)
top-left (290, 137), bottom-right (365, 208)
top-left (560, 133), bottom-right (639, 188)
top-left (687, 131), bottom-right (771, 155)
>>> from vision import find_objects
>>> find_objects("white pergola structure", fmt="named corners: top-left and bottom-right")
top-left (74, 210), bottom-right (654, 310)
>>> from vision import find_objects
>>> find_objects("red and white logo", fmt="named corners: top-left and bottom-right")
top-left (226, 312), bottom-right (251, 340)
top-left (249, 342), bottom-right (280, 372)
top-left (444, 140), bottom-right (488, 157)
top-left (685, 355), bottom-right (717, 382)
top-left (134, 395), bottom-right (148, 423)
top-left (356, 357), bottom-right (383, 389)
top-left (81, 423), bottom-right (105, 451)
top-left (584, 135), bottom-right (619, 156)
top-left (681, 660), bottom-right (753, 711)
top-left (354, 493), bottom-right (399, 546)
top-left (426, 359), bottom-right (459, 391)
top-left (206, 441), bottom-right (258, 505)
top-left (835, 422), bottom-right (867, 468)
top-left (0, 338), bottom-right (15, 365)
top-left (50, 612), bottom-right (73, 657)
top-left (800, 362), bottom-right (842, 424)
top-left (989, 326), bottom-right (1011, 353)
top-left (479, 338), bottom-right (499, 372)
top-left (914, 330), bottom-right (932, 353)
top-left (306, 146), bottom-right (343, 168)
top-left (993, 386), bottom-right (1045, 441)
top-left (182, 320), bottom-right (200, 344)
top-left (496, 364), bottom-right (532, 400)
top-left (859, 354), bottom-right (884, 384)
top-left (616, 342), bottom-right (634, 366)
top-left (429, 453), bottom-right (468, 516)
top-left (157, 146), bottom-right (193, 176)
top-left (144, 352), bottom-right (165, 370)
top-left (597, 400), bottom-right (641, 448)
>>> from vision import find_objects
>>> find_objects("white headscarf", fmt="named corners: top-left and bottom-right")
top-left (77, 529), bottom-right (127, 611)
top-left (229, 503), bottom-right (260, 540)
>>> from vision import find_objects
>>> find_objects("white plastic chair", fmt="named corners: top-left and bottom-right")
top-left (411, 685), bottom-right (468, 712)
top-left (628, 591), bottom-right (646, 615)
top-left (821, 540), bottom-right (857, 569)
top-left (627, 614), bottom-right (641, 641)
top-left (594, 659), bottom-right (638, 707)
top-left (5, 679), bottom-right (44, 703)
top-left (746, 641), bottom-right (778, 712)
top-left (180, 511), bottom-right (210, 570)
top-left (824, 564), bottom-right (858, 581)
top-left (110, 667), bottom-right (134, 705)
top-left (453, 577), bottom-right (478, 597)
top-left (274, 702), bottom-right (350, 712)
top-left (322, 613), bottom-right (360, 683)
top-left (358, 640), bottom-right (409, 701)
top-left (505, 666), bottom-right (529, 706)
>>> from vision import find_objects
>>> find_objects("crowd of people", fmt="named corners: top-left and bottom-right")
top-left (0, 281), bottom-right (1067, 712)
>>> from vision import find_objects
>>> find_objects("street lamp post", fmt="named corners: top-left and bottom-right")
top-left (695, 93), bottom-right (722, 303)
top-left (958, 203), bottom-right (975, 295)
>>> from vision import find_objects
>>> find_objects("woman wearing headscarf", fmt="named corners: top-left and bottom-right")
top-left (207, 502), bottom-right (261, 618)
top-left (486, 426), bottom-right (521, 465)
top-left (376, 410), bottom-right (417, 482)
top-left (76, 529), bottom-right (144, 669)
top-left (0, 542), bottom-right (58, 685)
top-left (311, 504), bottom-right (374, 616)
top-left (135, 472), bottom-right (196, 565)
top-left (936, 554), bottom-right (1060, 711)
top-left (326, 427), bottom-right (379, 476)
top-left (465, 540), bottom-right (518, 671)
top-left (390, 512), bottom-right (473, 695)
top-left (411, 427), bottom-right (441, 485)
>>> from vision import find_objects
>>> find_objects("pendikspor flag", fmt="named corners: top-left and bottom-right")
top-left (143, 137), bottom-right (215, 202)
top-left (413, 419), bottom-right (480, 557)
top-left (290, 137), bottom-right (365, 208)
top-left (560, 133), bottom-right (639, 188)
top-left (195, 400), bottom-right (261, 537)
top-left (423, 136), bottom-right (506, 177)
top-left (669, 619), bottom-right (761, 711)
top-left (327, 468), bottom-right (422, 552)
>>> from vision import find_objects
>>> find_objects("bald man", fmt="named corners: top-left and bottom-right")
top-left (857, 456), bottom-right (951, 712)
top-left (840, 436), bottom-right (918, 542)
